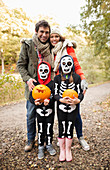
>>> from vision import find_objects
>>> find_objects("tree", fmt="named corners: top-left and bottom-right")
top-left (0, 0), bottom-right (34, 66)
top-left (80, 0), bottom-right (110, 79)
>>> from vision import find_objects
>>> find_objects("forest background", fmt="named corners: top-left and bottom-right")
top-left (0, 0), bottom-right (110, 105)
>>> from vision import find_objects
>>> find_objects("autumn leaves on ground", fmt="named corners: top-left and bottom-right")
top-left (0, 82), bottom-right (110, 169)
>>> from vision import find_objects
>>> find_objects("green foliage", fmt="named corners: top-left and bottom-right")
top-left (0, 0), bottom-right (34, 65)
top-left (0, 73), bottom-right (25, 105)
top-left (80, 0), bottom-right (110, 79)
top-left (75, 44), bottom-right (106, 84)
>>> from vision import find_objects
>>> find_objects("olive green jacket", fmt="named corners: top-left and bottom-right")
top-left (17, 39), bottom-right (38, 100)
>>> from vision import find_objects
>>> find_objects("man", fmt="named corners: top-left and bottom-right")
top-left (17, 20), bottom-right (52, 152)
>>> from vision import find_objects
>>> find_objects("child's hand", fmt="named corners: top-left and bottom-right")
top-left (68, 96), bottom-right (80, 105)
top-left (59, 97), bottom-right (72, 104)
top-left (44, 99), bottom-right (50, 106)
top-left (34, 99), bottom-right (41, 105)
top-left (60, 96), bottom-right (80, 105)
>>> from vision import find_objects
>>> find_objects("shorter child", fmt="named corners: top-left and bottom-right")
top-left (54, 55), bottom-right (84, 162)
top-left (29, 61), bottom-right (56, 159)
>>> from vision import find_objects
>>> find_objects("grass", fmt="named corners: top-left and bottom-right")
top-left (0, 73), bottom-right (25, 106)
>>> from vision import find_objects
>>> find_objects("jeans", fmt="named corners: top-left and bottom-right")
top-left (75, 104), bottom-right (83, 139)
top-left (26, 100), bottom-right (36, 142)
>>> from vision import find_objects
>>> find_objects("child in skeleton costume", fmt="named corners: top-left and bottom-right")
top-left (29, 61), bottom-right (56, 159)
top-left (54, 55), bottom-right (84, 162)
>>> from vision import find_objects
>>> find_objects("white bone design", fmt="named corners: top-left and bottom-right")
top-left (68, 105), bottom-right (76, 113)
top-left (48, 136), bottom-right (51, 145)
top-left (47, 123), bottom-right (51, 134)
top-left (36, 108), bottom-right (44, 116)
top-left (59, 104), bottom-right (67, 112)
top-left (38, 133), bottom-right (41, 144)
top-left (67, 121), bottom-right (72, 134)
top-left (45, 109), bottom-right (52, 116)
top-left (36, 108), bottom-right (52, 116)
top-left (55, 83), bottom-right (58, 95)
top-left (59, 81), bottom-right (75, 98)
top-left (39, 122), bottom-right (43, 132)
top-left (59, 104), bottom-right (76, 113)
top-left (62, 121), bottom-right (65, 134)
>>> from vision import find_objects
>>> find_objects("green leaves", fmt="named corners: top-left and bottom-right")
top-left (80, 0), bottom-right (110, 79)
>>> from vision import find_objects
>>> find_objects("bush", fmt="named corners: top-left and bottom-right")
top-left (0, 73), bottom-right (25, 105)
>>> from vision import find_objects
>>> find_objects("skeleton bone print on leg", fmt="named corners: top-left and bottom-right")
top-left (67, 121), bottom-right (72, 135)
top-left (38, 133), bottom-right (41, 144)
top-left (47, 123), bottom-right (51, 134)
top-left (38, 63), bottom-right (49, 80)
top-left (38, 122), bottom-right (52, 145)
top-left (61, 121), bottom-right (73, 138)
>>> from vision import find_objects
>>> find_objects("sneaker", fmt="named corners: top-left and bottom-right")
top-left (79, 136), bottom-right (90, 151)
top-left (46, 144), bottom-right (56, 156)
top-left (38, 146), bottom-right (44, 159)
top-left (24, 140), bottom-right (34, 152)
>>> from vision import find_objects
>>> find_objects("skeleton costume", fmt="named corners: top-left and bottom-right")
top-left (29, 61), bottom-right (54, 147)
top-left (54, 55), bottom-right (84, 139)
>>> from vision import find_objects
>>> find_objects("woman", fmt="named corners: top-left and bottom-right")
top-left (50, 27), bottom-right (90, 151)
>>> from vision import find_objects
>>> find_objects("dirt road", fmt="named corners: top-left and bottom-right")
top-left (0, 82), bottom-right (110, 169)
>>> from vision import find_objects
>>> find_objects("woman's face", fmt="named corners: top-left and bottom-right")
top-left (50, 33), bottom-right (60, 46)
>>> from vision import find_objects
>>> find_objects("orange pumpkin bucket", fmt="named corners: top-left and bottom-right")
top-left (62, 89), bottom-right (78, 99)
top-left (32, 84), bottom-right (51, 102)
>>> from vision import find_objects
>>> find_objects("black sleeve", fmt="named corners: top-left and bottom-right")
top-left (29, 81), bottom-right (38, 104)
top-left (74, 74), bottom-right (84, 102)
top-left (29, 91), bottom-right (35, 104)
top-left (46, 81), bottom-right (54, 105)
top-left (54, 75), bottom-right (61, 101)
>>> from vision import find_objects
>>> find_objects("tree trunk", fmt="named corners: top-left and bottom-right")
top-left (2, 57), bottom-right (5, 75)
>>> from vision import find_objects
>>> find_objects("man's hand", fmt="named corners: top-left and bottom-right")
top-left (81, 79), bottom-right (88, 94)
top-left (27, 78), bottom-right (37, 91)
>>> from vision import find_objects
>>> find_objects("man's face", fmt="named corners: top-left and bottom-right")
top-left (36, 26), bottom-right (50, 43)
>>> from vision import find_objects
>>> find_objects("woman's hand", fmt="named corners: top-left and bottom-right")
top-left (44, 99), bottom-right (50, 106)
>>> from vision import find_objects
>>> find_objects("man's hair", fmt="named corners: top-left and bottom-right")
top-left (35, 20), bottom-right (51, 33)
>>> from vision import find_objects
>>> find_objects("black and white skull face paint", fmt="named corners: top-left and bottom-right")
top-left (38, 63), bottom-right (49, 80)
top-left (61, 56), bottom-right (73, 74)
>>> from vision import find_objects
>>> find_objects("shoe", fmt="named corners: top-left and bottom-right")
top-left (79, 136), bottom-right (90, 151)
top-left (46, 144), bottom-right (56, 156)
top-left (65, 138), bottom-right (73, 162)
top-left (24, 140), bottom-right (34, 152)
top-left (38, 146), bottom-right (44, 159)
top-left (58, 138), bottom-right (66, 162)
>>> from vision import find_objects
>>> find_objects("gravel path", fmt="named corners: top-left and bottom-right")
top-left (0, 82), bottom-right (110, 169)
